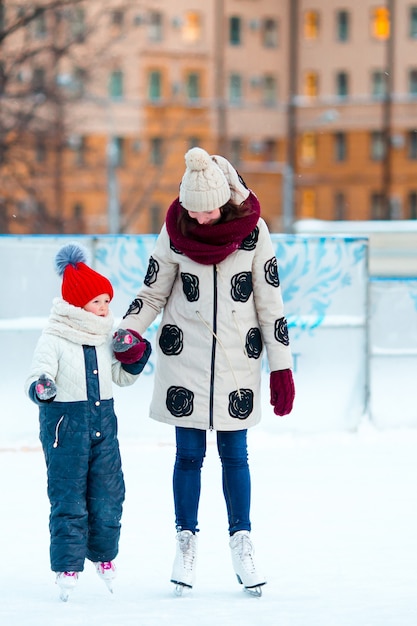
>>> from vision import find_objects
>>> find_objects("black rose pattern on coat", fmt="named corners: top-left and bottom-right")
top-left (231, 272), bottom-right (253, 302)
top-left (181, 273), bottom-right (199, 302)
top-left (159, 324), bottom-right (184, 355)
top-left (245, 328), bottom-right (263, 359)
top-left (144, 256), bottom-right (159, 287)
top-left (228, 389), bottom-right (254, 419)
top-left (170, 240), bottom-right (184, 255)
top-left (264, 257), bottom-right (280, 287)
top-left (274, 317), bottom-right (290, 346)
top-left (239, 226), bottom-right (259, 251)
top-left (166, 386), bottom-right (194, 417)
top-left (123, 297), bottom-right (143, 319)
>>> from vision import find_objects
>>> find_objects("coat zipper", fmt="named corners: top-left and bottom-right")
top-left (53, 415), bottom-right (65, 448)
top-left (209, 265), bottom-right (218, 430)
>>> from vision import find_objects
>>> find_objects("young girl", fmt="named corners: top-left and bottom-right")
top-left (25, 243), bottom-right (150, 601)
top-left (114, 147), bottom-right (295, 596)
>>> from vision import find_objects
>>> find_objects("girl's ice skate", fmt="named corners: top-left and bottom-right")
top-left (95, 561), bottom-right (116, 593)
top-left (229, 531), bottom-right (266, 597)
top-left (56, 571), bottom-right (79, 602)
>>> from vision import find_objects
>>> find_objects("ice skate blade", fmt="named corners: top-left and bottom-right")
top-left (244, 585), bottom-right (263, 598)
top-left (172, 581), bottom-right (192, 596)
top-left (59, 589), bottom-right (70, 602)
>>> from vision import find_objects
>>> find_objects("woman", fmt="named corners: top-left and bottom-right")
top-left (114, 147), bottom-right (295, 596)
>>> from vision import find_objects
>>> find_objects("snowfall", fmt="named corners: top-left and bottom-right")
top-left (1, 363), bottom-right (416, 626)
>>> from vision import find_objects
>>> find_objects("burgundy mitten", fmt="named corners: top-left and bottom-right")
top-left (269, 369), bottom-right (295, 416)
top-left (113, 329), bottom-right (147, 364)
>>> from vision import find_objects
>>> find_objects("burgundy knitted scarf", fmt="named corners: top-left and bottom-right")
top-left (165, 192), bottom-right (261, 265)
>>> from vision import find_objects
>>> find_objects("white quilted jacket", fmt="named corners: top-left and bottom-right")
top-left (25, 298), bottom-right (139, 400)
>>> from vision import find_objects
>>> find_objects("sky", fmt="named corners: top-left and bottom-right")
top-left (1, 397), bottom-right (417, 626)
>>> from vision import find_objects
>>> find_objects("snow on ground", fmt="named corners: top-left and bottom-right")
top-left (1, 409), bottom-right (417, 626)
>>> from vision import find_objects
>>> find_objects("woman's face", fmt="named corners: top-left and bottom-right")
top-left (187, 208), bottom-right (222, 225)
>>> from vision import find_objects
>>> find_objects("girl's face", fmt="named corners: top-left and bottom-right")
top-left (83, 293), bottom-right (111, 317)
top-left (187, 208), bottom-right (222, 225)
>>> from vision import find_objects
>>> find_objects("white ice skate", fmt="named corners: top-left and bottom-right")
top-left (94, 561), bottom-right (116, 593)
top-left (170, 530), bottom-right (198, 595)
top-left (229, 531), bottom-right (266, 597)
top-left (56, 571), bottom-right (79, 602)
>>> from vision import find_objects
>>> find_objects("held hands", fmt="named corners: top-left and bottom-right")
top-left (113, 328), bottom-right (151, 365)
top-left (269, 369), bottom-right (295, 416)
top-left (35, 374), bottom-right (57, 401)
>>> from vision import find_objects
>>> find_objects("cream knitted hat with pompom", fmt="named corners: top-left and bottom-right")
top-left (179, 147), bottom-right (231, 212)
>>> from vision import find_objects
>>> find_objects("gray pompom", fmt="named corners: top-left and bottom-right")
top-left (55, 243), bottom-right (89, 277)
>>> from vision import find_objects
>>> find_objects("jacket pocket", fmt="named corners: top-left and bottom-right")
top-left (39, 405), bottom-right (70, 449)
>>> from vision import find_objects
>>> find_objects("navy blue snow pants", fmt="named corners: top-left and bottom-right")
top-left (39, 399), bottom-right (125, 572)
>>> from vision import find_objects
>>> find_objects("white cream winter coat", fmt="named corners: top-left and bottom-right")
top-left (25, 298), bottom-right (139, 400)
top-left (121, 218), bottom-right (293, 431)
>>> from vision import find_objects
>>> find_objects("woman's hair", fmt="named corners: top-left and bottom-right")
top-left (178, 196), bottom-right (254, 236)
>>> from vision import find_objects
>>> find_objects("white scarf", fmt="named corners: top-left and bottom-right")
top-left (43, 297), bottom-right (114, 346)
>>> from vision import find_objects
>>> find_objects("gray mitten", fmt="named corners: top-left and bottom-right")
top-left (112, 328), bottom-right (139, 353)
top-left (35, 374), bottom-right (57, 401)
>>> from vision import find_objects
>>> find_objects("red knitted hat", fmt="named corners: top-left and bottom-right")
top-left (55, 243), bottom-right (113, 308)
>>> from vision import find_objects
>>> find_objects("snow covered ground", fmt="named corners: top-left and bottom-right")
top-left (1, 408), bottom-right (417, 625)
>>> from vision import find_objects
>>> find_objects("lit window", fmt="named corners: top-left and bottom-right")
top-left (300, 189), bottom-right (316, 217)
top-left (304, 11), bottom-right (319, 40)
top-left (370, 131), bottom-right (385, 160)
top-left (149, 12), bottom-right (163, 42)
top-left (410, 7), bottom-right (417, 38)
top-left (336, 71), bottom-right (349, 98)
top-left (371, 70), bottom-right (387, 99)
top-left (334, 132), bottom-right (347, 162)
top-left (263, 18), bottom-right (278, 47)
top-left (372, 7), bottom-right (390, 40)
top-left (336, 10), bottom-right (350, 42)
top-left (304, 71), bottom-right (318, 97)
top-left (109, 70), bottom-right (123, 99)
top-left (182, 12), bottom-right (201, 42)
top-left (300, 133), bottom-right (317, 165)
top-left (186, 72), bottom-right (200, 101)
top-left (148, 71), bottom-right (162, 100)
top-left (229, 73), bottom-right (242, 104)
top-left (230, 16), bottom-right (241, 45)
top-left (263, 75), bottom-right (277, 105)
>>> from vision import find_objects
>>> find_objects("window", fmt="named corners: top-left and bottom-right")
top-left (371, 70), bottom-right (386, 99)
top-left (300, 189), bottom-right (316, 217)
top-left (109, 70), bottom-right (123, 99)
top-left (150, 137), bottom-right (163, 165)
top-left (334, 192), bottom-right (347, 220)
top-left (408, 130), bottom-right (417, 159)
top-left (334, 132), bottom-right (347, 162)
top-left (33, 8), bottom-right (47, 38)
top-left (409, 191), bottom-right (417, 218)
top-left (111, 137), bottom-right (124, 167)
top-left (72, 67), bottom-right (86, 98)
top-left (229, 16), bottom-right (241, 45)
top-left (229, 73), bottom-right (242, 104)
top-left (188, 137), bottom-right (201, 149)
top-left (410, 7), bottom-right (417, 38)
top-left (262, 18), bottom-right (278, 47)
top-left (0, 4), bottom-right (5, 31)
top-left (186, 72), bottom-right (200, 101)
top-left (111, 10), bottom-right (124, 26)
top-left (336, 71), bottom-right (349, 98)
top-left (370, 131), bottom-right (385, 160)
top-left (300, 132), bottom-right (317, 165)
top-left (230, 139), bottom-right (243, 165)
top-left (371, 7), bottom-right (390, 40)
top-left (264, 139), bottom-right (277, 162)
top-left (32, 67), bottom-right (46, 94)
top-left (263, 75), bottom-right (277, 106)
top-left (182, 12), bottom-right (201, 42)
top-left (74, 136), bottom-right (86, 167)
top-left (304, 11), bottom-right (319, 39)
top-left (150, 204), bottom-right (162, 233)
top-left (370, 192), bottom-right (385, 219)
top-left (336, 10), bottom-right (350, 42)
top-left (304, 71), bottom-right (318, 97)
top-left (148, 71), bottom-right (162, 100)
top-left (35, 136), bottom-right (46, 163)
top-left (70, 7), bottom-right (86, 42)
top-left (409, 69), bottom-right (417, 96)
top-left (149, 11), bottom-right (163, 42)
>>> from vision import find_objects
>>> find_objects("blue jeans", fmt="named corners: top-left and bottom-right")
top-left (173, 427), bottom-right (251, 535)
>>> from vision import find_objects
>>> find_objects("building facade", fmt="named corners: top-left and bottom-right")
top-left (1, 0), bottom-right (417, 234)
